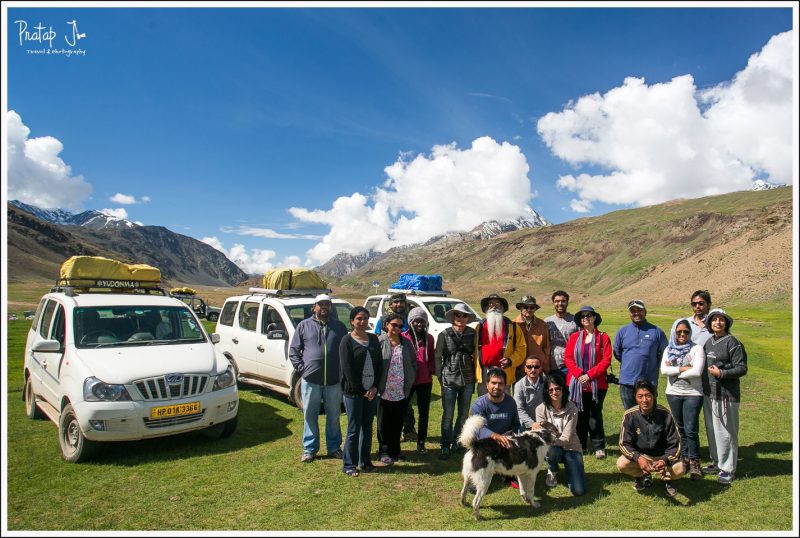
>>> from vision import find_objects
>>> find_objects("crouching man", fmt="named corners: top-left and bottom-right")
top-left (617, 379), bottom-right (685, 497)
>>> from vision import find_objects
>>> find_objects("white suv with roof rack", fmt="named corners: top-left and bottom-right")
top-left (364, 288), bottom-right (481, 342)
top-left (213, 288), bottom-right (353, 410)
top-left (22, 266), bottom-right (239, 463)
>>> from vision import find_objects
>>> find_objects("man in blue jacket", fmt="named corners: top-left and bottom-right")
top-left (289, 294), bottom-right (348, 462)
top-left (613, 300), bottom-right (668, 410)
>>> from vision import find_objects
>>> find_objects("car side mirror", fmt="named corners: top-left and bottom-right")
top-left (33, 339), bottom-right (61, 353)
top-left (210, 333), bottom-right (221, 344)
top-left (267, 330), bottom-right (287, 340)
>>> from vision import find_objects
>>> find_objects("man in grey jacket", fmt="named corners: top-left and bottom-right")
top-left (514, 356), bottom-right (546, 430)
top-left (289, 294), bottom-right (348, 463)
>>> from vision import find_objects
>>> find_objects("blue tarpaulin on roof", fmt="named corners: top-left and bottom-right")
top-left (390, 274), bottom-right (443, 291)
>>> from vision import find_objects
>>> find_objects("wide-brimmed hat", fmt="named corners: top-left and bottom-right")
top-left (445, 303), bottom-right (476, 323)
top-left (574, 306), bottom-right (602, 327)
top-left (706, 308), bottom-right (733, 330)
top-left (480, 293), bottom-right (509, 313)
top-left (515, 295), bottom-right (540, 311)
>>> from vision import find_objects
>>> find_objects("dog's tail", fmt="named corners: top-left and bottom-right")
top-left (458, 415), bottom-right (486, 450)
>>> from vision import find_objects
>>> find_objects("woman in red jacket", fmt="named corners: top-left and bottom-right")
top-left (564, 306), bottom-right (612, 460)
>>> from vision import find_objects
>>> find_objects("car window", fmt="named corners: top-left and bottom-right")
top-left (261, 305), bottom-right (286, 334)
top-left (238, 301), bottom-right (260, 332)
top-left (284, 304), bottom-right (313, 327)
top-left (331, 303), bottom-right (354, 324)
top-left (39, 300), bottom-right (57, 338)
top-left (31, 298), bottom-right (47, 331)
top-left (73, 306), bottom-right (205, 347)
top-left (51, 304), bottom-right (66, 346)
top-left (364, 298), bottom-right (381, 318)
top-left (219, 300), bottom-right (238, 326)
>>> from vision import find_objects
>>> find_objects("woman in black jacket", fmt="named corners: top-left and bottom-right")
top-left (339, 306), bottom-right (383, 476)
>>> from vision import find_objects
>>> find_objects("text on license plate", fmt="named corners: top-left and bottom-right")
top-left (150, 401), bottom-right (201, 419)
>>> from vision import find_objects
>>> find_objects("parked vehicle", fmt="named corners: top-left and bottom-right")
top-left (214, 287), bottom-right (353, 410)
top-left (22, 257), bottom-right (239, 463)
top-left (170, 289), bottom-right (221, 322)
top-left (364, 288), bottom-right (481, 343)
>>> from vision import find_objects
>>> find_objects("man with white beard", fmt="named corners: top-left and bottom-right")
top-left (474, 293), bottom-right (526, 396)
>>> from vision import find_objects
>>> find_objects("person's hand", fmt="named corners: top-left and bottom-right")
top-left (708, 365), bottom-right (721, 378)
top-left (365, 387), bottom-right (377, 401)
top-left (578, 374), bottom-right (590, 385)
top-left (500, 358), bottom-right (511, 368)
top-left (531, 422), bottom-right (542, 431)
top-left (637, 456), bottom-right (652, 473)
top-left (651, 459), bottom-right (666, 472)
top-left (490, 432), bottom-right (513, 449)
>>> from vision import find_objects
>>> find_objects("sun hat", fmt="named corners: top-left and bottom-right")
top-left (574, 306), bottom-right (602, 327)
top-left (515, 295), bottom-right (541, 311)
top-left (706, 308), bottom-right (733, 330)
top-left (480, 293), bottom-right (509, 313)
top-left (445, 303), bottom-right (476, 323)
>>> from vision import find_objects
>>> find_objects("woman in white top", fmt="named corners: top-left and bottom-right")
top-left (660, 319), bottom-right (706, 480)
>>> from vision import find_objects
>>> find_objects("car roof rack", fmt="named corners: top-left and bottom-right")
top-left (51, 279), bottom-right (167, 297)
top-left (247, 287), bottom-right (333, 298)
top-left (386, 288), bottom-right (451, 297)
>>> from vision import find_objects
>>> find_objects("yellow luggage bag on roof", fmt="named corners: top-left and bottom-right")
top-left (262, 268), bottom-right (327, 290)
top-left (59, 256), bottom-right (161, 288)
top-left (171, 287), bottom-right (197, 295)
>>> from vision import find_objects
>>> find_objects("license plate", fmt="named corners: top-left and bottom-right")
top-left (150, 401), bottom-right (201, 419)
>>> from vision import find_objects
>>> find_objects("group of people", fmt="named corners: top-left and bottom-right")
top-left (288, 289), bottom-right (747, 496)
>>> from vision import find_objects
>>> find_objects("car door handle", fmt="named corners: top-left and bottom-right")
top-left (232, 337), bottom-right (239, 344)
top-left (257, 345), bottom-right (265, 352)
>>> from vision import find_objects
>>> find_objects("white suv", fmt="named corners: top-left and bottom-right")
top-left (364, 289), bottom-right (481, 342)
top-left (214, 288), bottom-right (353, 410)
top-left (23, 285), bottom-right (239, 463)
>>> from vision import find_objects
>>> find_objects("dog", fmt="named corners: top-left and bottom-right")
top-left (458, 415), bottom-right (559, 520)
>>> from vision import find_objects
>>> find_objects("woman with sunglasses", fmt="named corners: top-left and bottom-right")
top-left (513, 356), bottom-right (546, 430)
top-left (563, 306), bottom-right (612, 460)
top-left (534, 374), bottom-right (585, 496)
top-left (376, 312), bottom-right (418, 466)
top-left (661, 318), bottom-right (706, 480)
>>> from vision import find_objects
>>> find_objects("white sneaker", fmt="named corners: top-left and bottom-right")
top-left (595, 449), bottom-right (606, 460)
top-left (545, 470), bottom-right (558, 487)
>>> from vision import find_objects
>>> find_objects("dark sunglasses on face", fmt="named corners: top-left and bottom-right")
top-left (675, 329), bottom-right (691, 336)
top-left (691, 301), bottom-right (706, 306)
top-left (388, 323), bottom-right (402, 328)
top-left (453, 312), bottom-right (469, 318)
top-left (525, 364), bottom-right (541, 370)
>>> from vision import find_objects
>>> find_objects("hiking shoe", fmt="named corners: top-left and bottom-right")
top-left (439, 447), bottom-right (450, 460)
top-left (380, 455), bottom-right (394, 466)
top-left (633, 476), bottom-right (647, 492)
top-left (664, 481), bottom-right (677, 498)
top-left (689, 459), bottom-right (702, 481)
top-left (417, 442), bottom-right (428, 455)
top-left (402, 430), bottom-right (418, 442)
top-left (361, 464), bottom-right (376, 473)
top-left (545, 470), bottom-right (558, 488)
top-left (701, 463), bottom-right (719, 475)
top-left (343, 468), bottom-right (359, 477)
top-left (329, 449), bottom-right (344, 459)
top-left (300, 452), bottom-right (315, 463)
top-left (718, 471), bottom-right (734, 484)
top-left (595, 449), bottom-right (606, 460)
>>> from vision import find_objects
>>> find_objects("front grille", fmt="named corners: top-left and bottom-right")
top-left (135, 374), bottom-right (209, 400)
top-left (143, 410), bottom-right (206, 429)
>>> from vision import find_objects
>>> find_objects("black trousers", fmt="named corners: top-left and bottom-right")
top-left (576, 389), bottom-right (607, 451)
top-left (402, 382), bottom-right (432, 442)
top-left (377, 397), bottom-right (409, 459)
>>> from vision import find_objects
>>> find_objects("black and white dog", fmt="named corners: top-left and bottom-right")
top-left (458, 415), bottom-right (558, 520)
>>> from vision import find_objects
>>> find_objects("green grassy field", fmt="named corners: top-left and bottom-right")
top-left (4, 305), bottom-right (794, 531)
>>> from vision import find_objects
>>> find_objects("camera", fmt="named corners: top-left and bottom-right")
top-left (606, 373), bottom-right (620, 385)
top-left (641, 475), bottom-right (653, 488)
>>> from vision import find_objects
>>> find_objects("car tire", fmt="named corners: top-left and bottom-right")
top-left (227, 357), bottom-right (240, 386)
top-left (24, 377), bottom-right (45, 420)
top-left (203, 415), bottom-right (238, 439)
top-left (59, 403), bottom-right (97, 463)
top-left (290, 377), bottom-right (304, 411)
top-left (207, 312), bottom-right (219, 322)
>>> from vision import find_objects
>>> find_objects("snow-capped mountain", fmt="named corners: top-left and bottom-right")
top-left (9, 200), bottom-right (138, 229)
top-left (751, 179), bottom-right (782, 191)
top-left (469, 206), bottom-right (550, 240)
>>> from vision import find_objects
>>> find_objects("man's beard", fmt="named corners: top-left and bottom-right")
top-left (485, 309), bottom-right (504, 340)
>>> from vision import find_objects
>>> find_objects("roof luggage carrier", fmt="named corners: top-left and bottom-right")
top-left (247, 287), bottom-right (333, 298)
top-left (386, 288), bottom-right (451, 297)
top-left (51, 278), bottom-right (167, 297)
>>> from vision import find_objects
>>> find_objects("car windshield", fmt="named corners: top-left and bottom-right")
top-left (284, 302), bottom-right (354, 328)
top-left (423, 301), bottom-right (477, 323)
top-left (74, 306), bottom-right (205, 348)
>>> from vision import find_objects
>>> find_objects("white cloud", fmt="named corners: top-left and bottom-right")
top-left (141, 195), bottom-right (151, 203)
top-left (537, 30), bottom-right (793, 212)
top-left (7, 110), bottom-right (92, 211)
top-left (220, 225), bottom-right (322, 240)
top-left (201, 236), bottom-right (301, 274)
top-left (111, 193), bottom-right (136, 204)
top-left (291, 136), bottom-right (533, 264)
top-left (100, 207), bottom-right (129, 220)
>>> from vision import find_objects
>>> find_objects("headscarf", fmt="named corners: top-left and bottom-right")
top-left (666, 322), bottom-right (693, 367)
top-left (568, 329), bottom-right (599, 411)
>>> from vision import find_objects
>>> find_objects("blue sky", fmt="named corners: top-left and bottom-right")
top-left (4, 4), bottom-right (796, 274)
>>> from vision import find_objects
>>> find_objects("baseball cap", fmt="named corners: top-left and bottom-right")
top-left (314, 294), bottom-right (333, 305)
top-left (627, 299), bottom-right (646, 310)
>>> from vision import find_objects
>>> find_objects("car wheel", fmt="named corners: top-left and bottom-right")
top-left (59, 403), bottom-right (97, 463)
top-left (24, 377), bottom-right (45, 420)
top-left (207, 312), bottom-right (219, 322)
top-left (290, 377), bottom-right (304, 411)
top-left (202, 416), bottom-right (238, 439)
top-left (227, 357), bottom-right (240, 386)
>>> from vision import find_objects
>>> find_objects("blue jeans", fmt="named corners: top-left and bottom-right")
top-left (547, 446), bottom-right (586, 496)
top-left (667, 394), bottom-right (703, 460)
top-left (343, 394), bottom-right (377, 471)
top-left (619, 384), bottom-right (637, 411)
top-left (301, 378), bottom-right (342, 455)
top-left (440, 383), bottom-right (474, 449)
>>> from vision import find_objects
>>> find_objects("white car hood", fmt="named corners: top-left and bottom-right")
top-left (74, 343), bottom-right (219, 383)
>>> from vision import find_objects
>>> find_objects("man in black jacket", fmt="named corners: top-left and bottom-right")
top-left (616, 379), bottom-right (685, 497)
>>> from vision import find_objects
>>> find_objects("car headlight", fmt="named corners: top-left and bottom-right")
top-left (83, 377), bottom-right (132, 402)
top-left (213, 366), bottom-right (236, 391)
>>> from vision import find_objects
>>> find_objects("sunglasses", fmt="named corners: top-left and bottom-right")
top-left (548, 387), bottom-right (563, 393)
top-left (388, 323), bottom-right (403, 328)
top-left (453, 312), bottom-right (469, 318)
top-left (691, 301), bottom-right (707, 307)
top-left (675, 329), bottom-right (691, 336)
top-left (521, 306), bottom-right (536, 310)
top-left (524, 364), bottom-right (541, 370)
